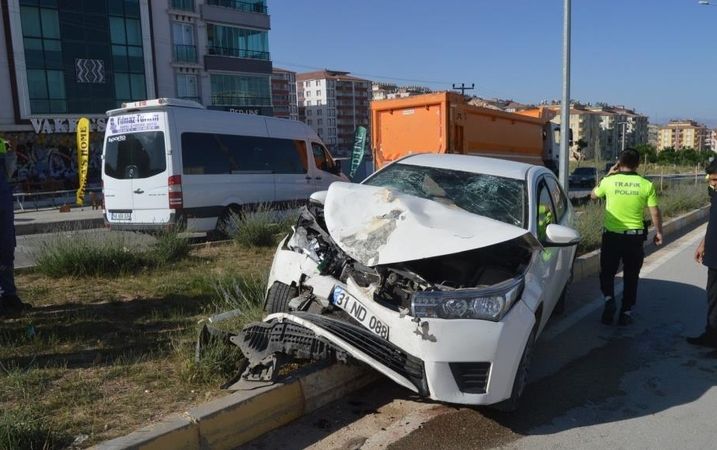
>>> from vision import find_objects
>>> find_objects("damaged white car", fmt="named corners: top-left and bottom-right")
top-left (234, 154), bottom-right (580, 410)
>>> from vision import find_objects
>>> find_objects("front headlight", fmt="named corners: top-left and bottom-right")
top-left (411, 277), bottom-right (524, 321)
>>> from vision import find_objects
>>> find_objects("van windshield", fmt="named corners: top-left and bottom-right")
top-left (104, 131), bottom-right (166, 179)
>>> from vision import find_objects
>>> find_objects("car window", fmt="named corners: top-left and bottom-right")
top-left (536, 181), bottom-right (556, 240)
top-left (364, 163), bottom-right (526, 228)
top-left (545, 177), bottom-right (567, 222)
top-left (311, 142), bottom-right (336, 173)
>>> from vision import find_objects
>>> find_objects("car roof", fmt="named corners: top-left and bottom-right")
top-left (395, 153), bottom-right (538, 180)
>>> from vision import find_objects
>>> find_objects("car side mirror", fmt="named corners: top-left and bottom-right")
top-left (543, 224), bottom-right (581, 247)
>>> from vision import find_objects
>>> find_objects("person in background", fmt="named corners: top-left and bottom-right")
top-left (689, 159), bottom-right (717, 349)
top-left (591, 148), bottom-right (663, 326)
top-left (0, 137), bottom-right (31, 317)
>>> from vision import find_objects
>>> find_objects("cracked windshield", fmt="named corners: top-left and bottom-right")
top-left (365, 163), bottom-right (526, 228)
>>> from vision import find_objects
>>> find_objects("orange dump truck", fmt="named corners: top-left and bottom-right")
top-left (371, 92), bottom-right (561, 170)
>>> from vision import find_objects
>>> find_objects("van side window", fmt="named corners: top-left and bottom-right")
top-left (311, 143), bottom-right (335, 173)
top-left (181, 133), bottom-right (308, 175)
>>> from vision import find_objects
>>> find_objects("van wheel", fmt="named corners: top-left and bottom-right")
top-left (492, 323), bottom-right (537, 412)
top-left (264, 282), bottom-right (298, 314)
top-left (216, 206), bottom-right (242, 239)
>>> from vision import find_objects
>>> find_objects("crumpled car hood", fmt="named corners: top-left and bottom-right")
top-left (323, 182), bottom-right (533, 267)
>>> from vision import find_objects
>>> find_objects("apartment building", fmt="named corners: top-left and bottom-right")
top-left (371, 82), bottom-right (431, 101)
top-left (648, 124), bottom-right (660, 148)
top-left (657, 120), bottom-right (709, 151)
top-left (151, 0), bottom-right (274, 116)
top-left (271, 67), bottom-right (297, 120)
top-left (296, 70), bottom-right (371, 156)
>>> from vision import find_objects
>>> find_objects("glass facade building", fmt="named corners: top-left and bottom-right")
top-left (18, 0), bottom-right (150, 115)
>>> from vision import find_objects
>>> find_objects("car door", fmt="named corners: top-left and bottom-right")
top-left (534, 177), bottom-right (563, 319)
top-left (272, 138), bottom-right (317, 203)
top-left (544, 176), bottom-right (577, 290)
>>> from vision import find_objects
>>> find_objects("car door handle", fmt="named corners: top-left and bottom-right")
top-left (133, 188), bottom-right (144, 194)
top-left (314, 177), bottom-right (322, 180)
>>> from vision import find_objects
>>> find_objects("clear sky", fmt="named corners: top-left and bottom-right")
top-left (269, 0), bottom-right (717, 126)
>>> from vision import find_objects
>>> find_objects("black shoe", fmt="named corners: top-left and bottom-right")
top-left (618, 311), bottom-right (634, 326)
top-left (601, 298), bottom-right (616, 325)
top-left (686, 333), bottom-right (717, 349)
top-left (0, 295), bottom-right (32, 314)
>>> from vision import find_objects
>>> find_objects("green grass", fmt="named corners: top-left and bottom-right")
top-left (33, 229), bottom-right (191, 277)
top-left (224, 205), bottom-right (299, 248)
top-left (0, 405), bottom-right (73, 450)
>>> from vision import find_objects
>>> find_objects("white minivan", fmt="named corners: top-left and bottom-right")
top-left (102, 98), bottom-right (347, 234)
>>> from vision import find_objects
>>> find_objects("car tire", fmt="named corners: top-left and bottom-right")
top-left (492, 323), bottom-right (538, 412)
top-left (553, 283), bottom-right (568, 316)
top-left (264, 281), bottom-right (298, 314)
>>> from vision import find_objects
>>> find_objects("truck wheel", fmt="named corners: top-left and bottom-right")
top-left (264, 282), bottom-right (298, 314)
top-left (492, 323), bottom-right (537, 412)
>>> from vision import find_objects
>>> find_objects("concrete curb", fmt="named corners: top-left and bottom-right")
top-left (92, 206), bottom-right (710, 450)
top-left (572, 205), bottom-right (709, 282)
top-left (92, 364), bottom-right (378, 450)
top-left (14, 217), bottom-right (106, 236)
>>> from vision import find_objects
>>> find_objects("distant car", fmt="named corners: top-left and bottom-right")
top-left (236, 154), bottom-right (581, 411)
top-left (569, 167), bottom-right (599, 188)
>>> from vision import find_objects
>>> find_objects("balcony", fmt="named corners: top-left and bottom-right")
top-left (170, 0), bottom-right (195, 12)
top-left (174, 45), bottom-right (197, 63)
top-left (207, 46), bottom-right (270, 60)
top-left (206, 0), bottom-right (267, 13)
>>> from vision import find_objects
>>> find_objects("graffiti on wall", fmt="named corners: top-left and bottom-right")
top-left (5, 132), bottom-right (103, 192)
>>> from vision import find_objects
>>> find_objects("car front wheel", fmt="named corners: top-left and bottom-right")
top-left (492, 323), bottom-right (537, 412)
top-left (264, 281), bottom-right (298, 314)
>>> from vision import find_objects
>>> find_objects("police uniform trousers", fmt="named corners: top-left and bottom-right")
top-left (704, 267), bottom-right (717, 339)
top-left (599, 231), bottom-right (645, 311)
top-left (0, 172), bottom-right (16, 299)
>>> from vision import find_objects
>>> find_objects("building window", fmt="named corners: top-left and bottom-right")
top-left (210, 73), bottom-right (270, 106)
top-left (170, 0), bottom-right (195, 12)
top-left (206, 0), bottom-right (267, 14)
top-left (318, 119), bottom-right (323, 125)
top-left (172, 22), bottom-right (197, 63)
top-left (177, 73), bottom-right (199, 101)
top-left (306, 110), bottom-right (312, 116)
top-left (306, 100), bottom-right (312, 106)
top-left (110, 2), bottom-right (146, 106)
top-left (316, 90), bottom-right (321, 96)
top-left (315, 80), bottom-right (320, 86)
top-left (20, 3), bottom-right (65, 113)
top-left (307, 119), bottom-right (312, 126)
top-left (207, 24), bottom-right (269, 60)
top-left (316, 109), bottom-right (322, 116)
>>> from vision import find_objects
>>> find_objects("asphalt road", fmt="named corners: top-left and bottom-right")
top-left (246, 224), bottom-right (717, 450)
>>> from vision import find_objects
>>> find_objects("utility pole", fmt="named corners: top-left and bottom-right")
top-left (559, 0), bottom-right (571, 192)
top-left (452, 83), bottom-right (475, 96)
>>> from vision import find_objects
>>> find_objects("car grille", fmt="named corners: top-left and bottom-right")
top-left (294, 312), bottom-right (429, 396)
top-left (449, 362), bottom-right (491, 394)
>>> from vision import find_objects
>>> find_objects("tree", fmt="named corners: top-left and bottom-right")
top-left (635, 144), bottom-right (657, 164)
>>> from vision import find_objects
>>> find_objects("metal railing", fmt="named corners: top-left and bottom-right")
top-left (170, 0), bottom-right (195, 12)
top-left (206, 46), bottom-right (270, 60)
top-left (206, 0), bottom-right (267, 13)
top-left (173, 44), bottom-right (197, 63)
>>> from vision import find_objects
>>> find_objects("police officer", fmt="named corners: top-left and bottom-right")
top-left (0, 137), bottom-right (30, 316)
top-left (591, 148), bottom-right (663, 326)
top-left (689, 159), bottom-right (717, 348)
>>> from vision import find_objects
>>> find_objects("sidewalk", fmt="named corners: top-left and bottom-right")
top-left (13, 206), bottom-right (105, 236)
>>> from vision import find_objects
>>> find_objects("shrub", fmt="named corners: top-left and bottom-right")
top-left (149, 230), bottom-right (191, 265)
top-left (225, 205), bottom-right (298, 247)
top-left (0, 407), bottom-right (72, 450)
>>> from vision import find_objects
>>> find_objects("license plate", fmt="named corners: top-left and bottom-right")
top-left (331, 286), bottom-right (390, 340)
top-left (111, 212), bottom-right (131, 221)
